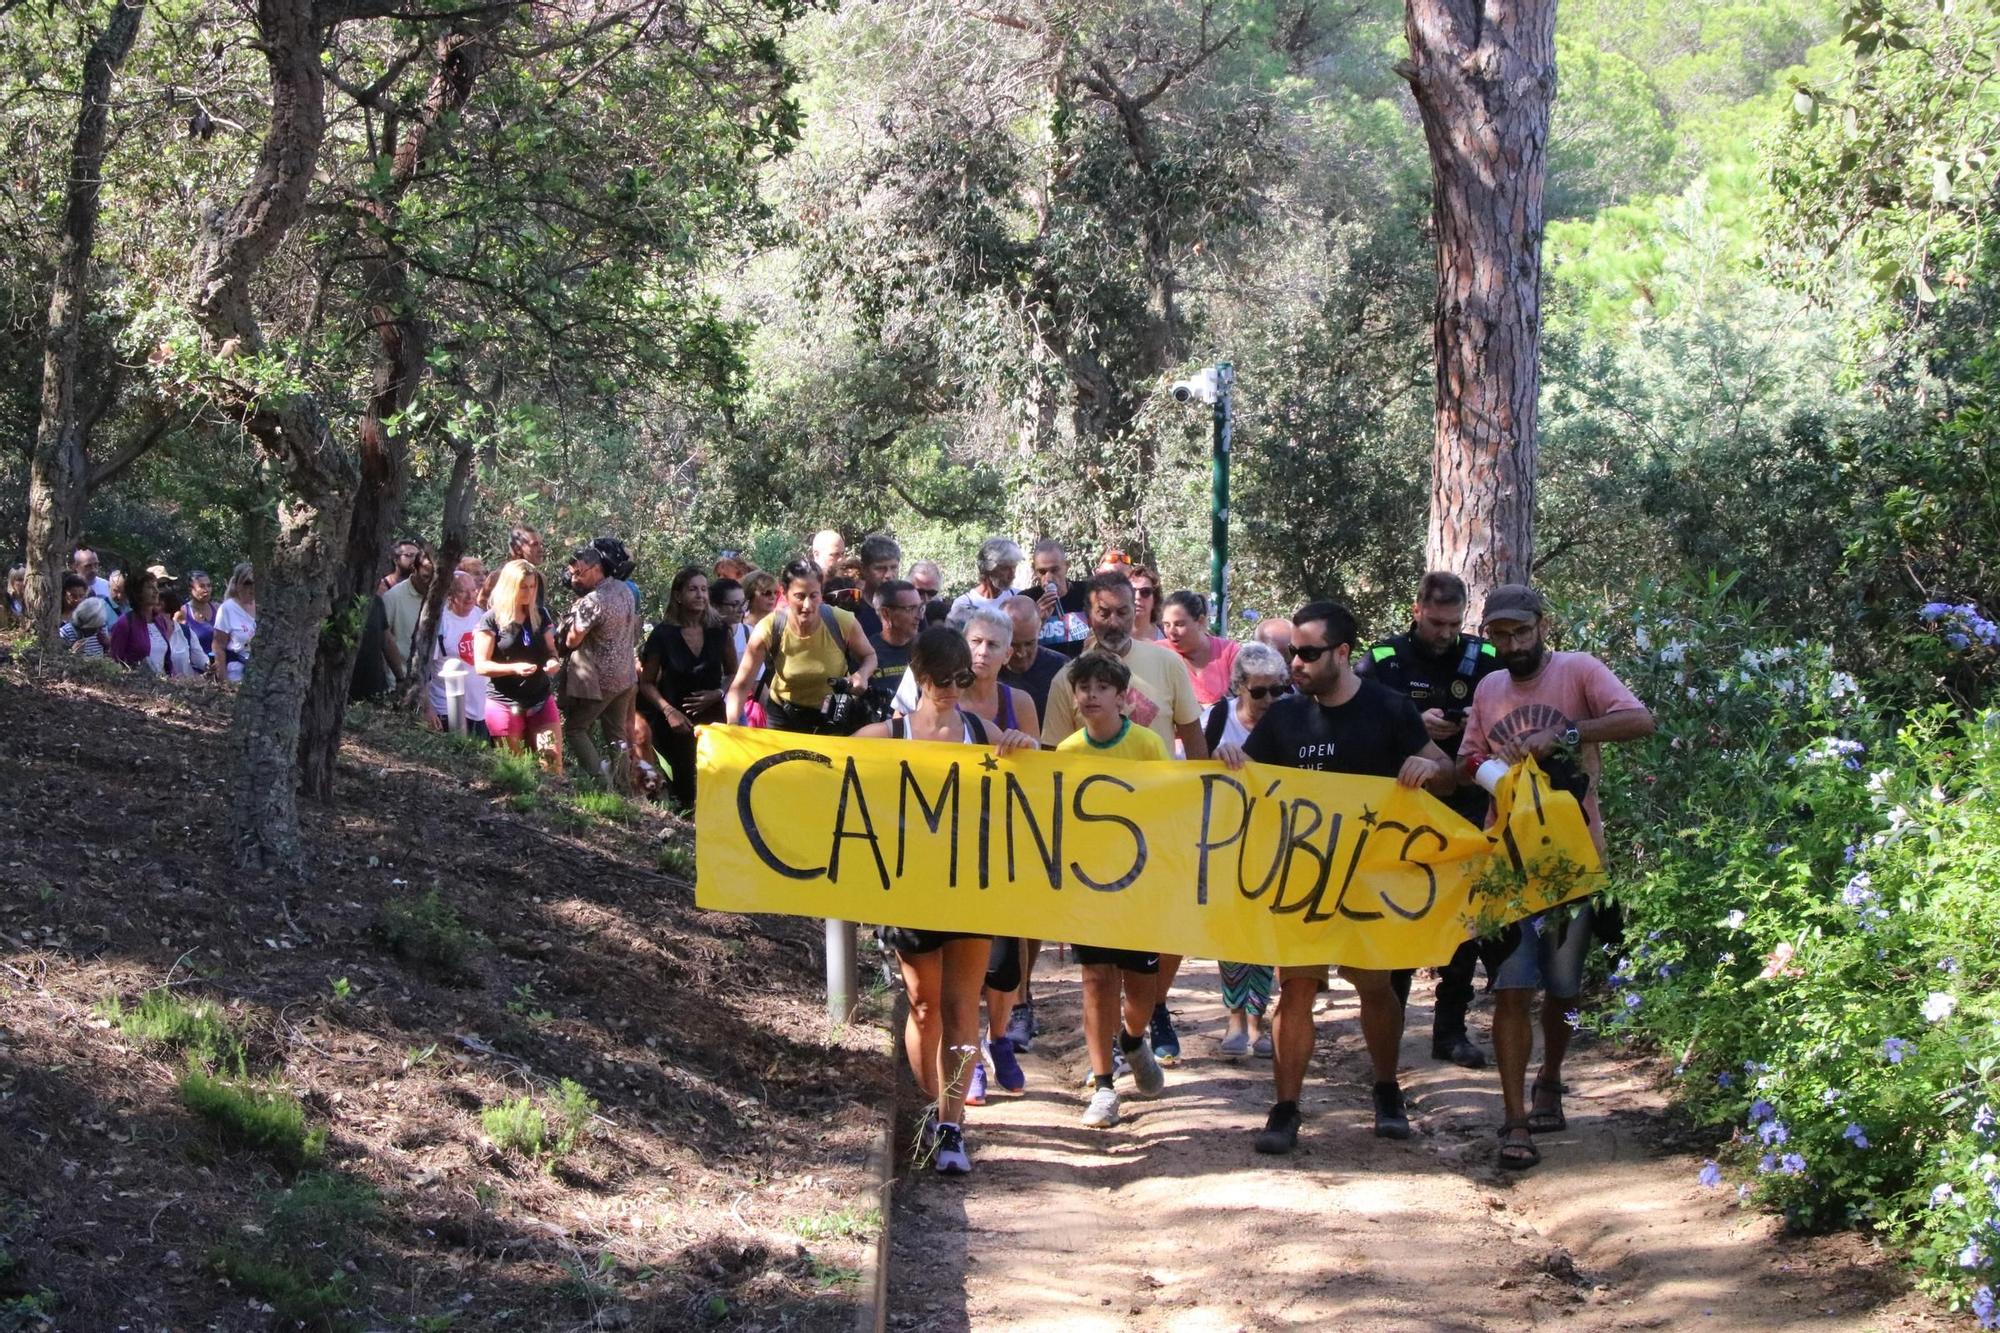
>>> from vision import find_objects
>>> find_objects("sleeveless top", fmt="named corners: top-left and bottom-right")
top-left (759, 605), bottom-right (857, 709)
top-left (891, 709), bottom-right (985, 745)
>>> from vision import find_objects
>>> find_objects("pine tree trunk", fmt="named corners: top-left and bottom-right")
top-left (22, 0), bottom-right (146, 640)
top-left (1400, 0), bottom-right (1556, 608)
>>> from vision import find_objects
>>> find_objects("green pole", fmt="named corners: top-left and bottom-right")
top-left (1209, 363), bottom-right (1233, 634)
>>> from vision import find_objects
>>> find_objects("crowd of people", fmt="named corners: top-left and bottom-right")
top-left (11, 525), bottom-right (1654, 1181)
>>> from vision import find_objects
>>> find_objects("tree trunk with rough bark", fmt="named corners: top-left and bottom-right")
top-left (22, 0), bottom-right (146, 641)
top-left (402, 432), bottom-right (479, 711)
top-left (1399, 0), bottom-right (1556, 609)
top-left (297, 18), bottom-right (508, 802)
top-left (189, 0), bottom-right (357, 873)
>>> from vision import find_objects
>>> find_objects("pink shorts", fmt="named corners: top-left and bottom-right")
top-left (485, 695), bottom-right (559, 742)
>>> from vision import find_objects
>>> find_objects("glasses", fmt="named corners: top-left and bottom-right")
top-left (1243, 684), bottom-right (1291, 700)
top-left (1133, 587), bottom-right (1157, 598)
top-left (926, 670), bottom-right (977, 689)
top-left (885, 600), bottom-right (922, 613)
top-left (1291, 643), bottom-right (1337, 663)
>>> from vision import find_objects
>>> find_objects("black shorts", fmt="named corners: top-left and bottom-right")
top-left (877, 926), bottom-right (985, 957)
top-left (1071, 944), bottom-right (1160, 974)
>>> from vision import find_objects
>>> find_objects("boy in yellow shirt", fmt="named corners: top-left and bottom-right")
top-left (1056, 652), bottom-right (1169, 1127)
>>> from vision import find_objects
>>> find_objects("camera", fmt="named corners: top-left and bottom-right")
top-left (1170, 367), bottom-right (1221, 405)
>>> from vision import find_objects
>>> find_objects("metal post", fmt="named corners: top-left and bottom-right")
top-left (826, 918), bottom-right (859, 1025)
top-left (1209, 362), bottom-right (1234, 634)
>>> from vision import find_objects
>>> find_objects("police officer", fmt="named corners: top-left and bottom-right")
top-left (1357, 571), bottom-right (1505, 1068)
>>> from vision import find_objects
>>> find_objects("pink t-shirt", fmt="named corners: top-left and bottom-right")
top-left (1461, 652), bottom-right (1644, 846)
top-left (1183, 634), bottom-right (1239, 708)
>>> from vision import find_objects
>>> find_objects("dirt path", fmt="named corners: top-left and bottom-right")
top-left (888, 959), bottom-right (1953, 1331)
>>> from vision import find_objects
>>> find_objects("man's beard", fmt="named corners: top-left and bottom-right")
top-left (1095, 626), bottom-right (1132, 653)
top-left (1502, 642), bottom-right (1548, 679)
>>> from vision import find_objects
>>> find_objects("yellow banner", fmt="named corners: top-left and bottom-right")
top-left (693, 726), bottom-right (1600, 970)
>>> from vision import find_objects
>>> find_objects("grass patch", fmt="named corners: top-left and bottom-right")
top-left (211, 1250), bottom-right (352, 1327)
top-left (376, 889), bottom-right (475, 977)
top-left (209, 1169), bottom-right (379, 1327)
top-left (808, 1257), bottom-right (862, 1289)
top-left (481, 1078), bottom-right (598, 1164)
top-left (487, 747), bottom-right (541, 795)
top-left (656, 843), bottom-right (695, 878)
top-left (786, 1205), bottom-right (880, 1243)
top-left (570, 790), bottom-right (635, 823)
top-left (506, 791), bottom-right (541, 814)
top-left (95, 990), bottom-right (243, 1068)
top-left (178, 1069), bottom-right (325, 1169)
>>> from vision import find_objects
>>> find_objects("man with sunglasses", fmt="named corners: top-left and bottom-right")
top-left (1355, 571), bottom-right (1508, 1070)
top-left (867, 578), bottom-right (923, 697)
top-left (1215, 600), bottom-right (1457, 1154)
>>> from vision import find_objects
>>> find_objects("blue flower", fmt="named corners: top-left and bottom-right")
top-left (1884, 1037), bottom-right (1912, 1064)
top-left (1934, 1183), bottom-right (1961, 1207)
top-left (1725, 909), bottom-right (1746, 929)
top-left (1975, 1105), bottom-right (1997, 1138)
top-left (1624, 991), bottom-right (1643, 1010)
top-left (1964, 1240), bottom-right (1988, 1270)
top-left (1758, 1154), bottom-right (1777, 1174)
top-left (1240, 608), bottom-right (1259, 621)
top-left (1737, 1183), bottom-right (1752, 1200)
top-left (1920, 602), bottom-right (1954, 620)
top-left (1924, 991), bottom-right (1958, 1024)
top-left (1758, 1120), bottom-right (1790, 1146)
top-left (1843, 844), bottom-right (1860, 864)
top-left (1658, 965), bottom-right (1675, 980)
top-left (1972, 1284), bottom-right (1997, 1330)
top-left (1717, 1072), bottom-right (1735, 1089)
top-left (1943, 956), bottom-right (1963, 974)
top-left (1780, 1153), bottom-right (1807, 1175)
top-left (1698, 1161), bottom-right (1723, 1188)
top-left (1749, 1099), bottom-right (1776, 1124)
top-left (1822, 1088), bottom-right (1843, 1105)
top-left (1948, 631), bottom-right (1972, 650)
top-left (1843, 1123), bottom-right (1871, 1149)
top-left (1744, 1060), bottom-right (1769, 1074)
top-left (1843, 873), bottom-right (1875, 907)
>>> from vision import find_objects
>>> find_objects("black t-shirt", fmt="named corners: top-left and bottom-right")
top-left (999, 646), bottom-right (1070, 718)
top-left (867, 631), bottom-right (913, 692)
top-left (1241, 678), bottom-right (1430, 778)
top-left (1356, 630), bottom-right (1503, 760)
top-left (349, 595), bottom-right (393, 702)
top-left (480, 611), bottom-right (552, 708)
top-left (1029, 582), bottom-right (1092, 657)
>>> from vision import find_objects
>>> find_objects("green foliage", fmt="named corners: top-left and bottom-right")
top-left (486, 748), bottom-right (541, 796)
top-left (656, 843), bottom-right (696, 879)
top-left (1558, 578), bottom-right (1999, 1309)
top-left (376, 890), bottom-right (475, 977)
top-left (481, 1078), bottom-right (597, 1163)
top-left (96, 990), bottom-right (243, 1069)
top-left (209, 1170), bottom-right (378, 1327)
top-left (1547, 38), bottom-right (1677, 219)
top-left (178, 1069), bottom-right (326, 1169)
top-left (785, 1206), bottom-right (880, 1242)
top-left (570, 791), bottom-right (635, 823)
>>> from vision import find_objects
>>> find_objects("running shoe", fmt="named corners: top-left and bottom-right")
top-left (1254, 1101), bottom-right (1302, 1155)
top-left (965, 1059), bottom-right (989, 1107)
top-left (1149, 1003), bottom-right (1181, 1063)
top-left (1373, 1081), bottom-right (1412, 1140)
top-left (1004, 1002), bottom-right (1034, 1053)
top-left (1126, 1037), bottom-right (1166, 1096)
top-left (933, 1123), bottom-right (971, 1175)
top-left (1217, 1029), bottom-right (1251, 1058)
top-left (1079, 1046), bottom-right (1132, 1090)
top-left (989, 1036), bottom-right (1025, 1094)
top-left (915, 1104), bottom-right (940, 1158)
top-left (1253, 1032), bottom-right (1273, 1058)
top-left (1081, 1085), bottom-right (1120, 1129)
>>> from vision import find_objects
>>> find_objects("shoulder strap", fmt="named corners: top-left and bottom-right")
top-left (1203, 702), bottom-right (1229, 751)
top-left (890, 716), bottom-right (907, 740)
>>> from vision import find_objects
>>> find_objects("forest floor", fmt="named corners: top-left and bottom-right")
top-left (0, 650), bottom-right (893, 1331)
top-left (888, 959), bottom-right (1961, 1332)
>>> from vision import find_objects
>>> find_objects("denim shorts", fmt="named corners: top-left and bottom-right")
top-left (1492, 900), bottom-right (1596, 999)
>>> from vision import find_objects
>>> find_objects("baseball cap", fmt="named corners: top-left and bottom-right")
top-left (1481, 584), bottom-right (1547, 626)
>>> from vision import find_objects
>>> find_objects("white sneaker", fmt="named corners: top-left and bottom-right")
top-left (1218, 1030), bottom-right (1251, 1057)
top-left (1081, 1085), bottom-right (1121, 1129)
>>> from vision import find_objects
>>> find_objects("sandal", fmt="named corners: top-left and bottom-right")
top-left (1528, 1079), bottom-right (1567, 1134)
top-left (1498, 1118), bottom-right (1541, 1170)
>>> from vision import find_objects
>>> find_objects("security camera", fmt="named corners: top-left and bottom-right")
top-left (1171, 367), bottom-right (1221, 405)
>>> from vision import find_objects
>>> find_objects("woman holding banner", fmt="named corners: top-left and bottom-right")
top-left (855, 627), bottom-right (1039, 1175)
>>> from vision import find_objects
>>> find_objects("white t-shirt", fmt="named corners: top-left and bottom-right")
top-left (946, 587), bottom-right (1017, 626)
top-left (427, 603), bottom-right (490, 721)
top-left (215, 598), bottom-right (257, 682)
top-left (148, 620), bottom-right (209, 678)
top-left (1203, 697), bottom-right (1254, 750)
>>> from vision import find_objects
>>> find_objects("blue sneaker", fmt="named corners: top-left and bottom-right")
top-left (1004, 1002), bottom-right (1034, 1053)
top-left (1149, 1003), bottom-right (1181, 1064)
top-left (989, 1036), bottom-right (1025, 1094)
top-left (965, 1058), bottom-right (988, 1107)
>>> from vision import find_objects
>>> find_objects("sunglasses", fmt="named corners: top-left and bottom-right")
top-left (1133, 587), bottom-right (1157, 598)
top-left (1291, 643), bottom-right (1338, 663)
top-left (916, 588), bottom-right (939, 600)
top-left (1244, 684), bottom-right (1291, 700)
top-left (885, 600), bottom-right (923, 612)
top-left (926, 670), bottom-right (977, 689)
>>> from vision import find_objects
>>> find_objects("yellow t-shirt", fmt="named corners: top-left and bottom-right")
top-left (1041, 638), bottom-right (1200, 747)
top-left (759, 605), bottom-right (858, 709)
top-left (1056, 717), bottom-right (1171, 763)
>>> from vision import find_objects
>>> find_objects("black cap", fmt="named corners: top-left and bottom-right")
top-left (1481, 584), bottom-right (1546, 626)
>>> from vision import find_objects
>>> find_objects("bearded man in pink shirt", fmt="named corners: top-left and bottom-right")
top-left (1461, 584), bottom-right (1654, 1171)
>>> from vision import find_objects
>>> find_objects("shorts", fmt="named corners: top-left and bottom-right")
top-left (1071, 944), bottom-right (1159, 974)
top-left (486, 695), bottom-right (559, 742)
top-left (432, 713), bottom-right (490, 740)
top-left (1492, 900), bottom-right (1596, 999)
top-left (1276, 965), bottom-right (1407, 1003)
top-left (877, 926), bottom-right (985, 957)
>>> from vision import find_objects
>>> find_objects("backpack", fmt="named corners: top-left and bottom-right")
top-left (763, 603), bottom-right (855, 696)
top-left (1202, 700), bottom-right (1232, 753)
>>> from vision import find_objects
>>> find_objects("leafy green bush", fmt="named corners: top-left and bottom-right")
top-left (376, 890), bottom-right (475, 977)
top-left (96, 990), bottom-right (243, 1068)
top-left (487, 748), bottom-right (541, 796)
top-left (179, 1070), bottom-right (326, 1169)
top-left (570, 790), bottom-right (635, 823)
top-left (211, 1250), bottom-right (351, 1326)
top-left (657, 843), bottom-right (695, 878)
top-left (1560, 578), bottom-right (2000, 1320)
top-left (481, 1096), bottom-right (547, 1156)
top-left (210, 1170), bottom-right (380, 1326)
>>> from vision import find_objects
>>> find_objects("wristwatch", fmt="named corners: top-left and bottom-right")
top-left (1560, 725), bottom-right (1581, 747)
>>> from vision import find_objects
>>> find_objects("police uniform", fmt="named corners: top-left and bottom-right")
top-left (1357, 627), bottom-right (1505, 1063)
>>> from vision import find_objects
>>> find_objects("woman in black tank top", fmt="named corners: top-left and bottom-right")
top-left (853, 628), bottom-right (1037, 1176)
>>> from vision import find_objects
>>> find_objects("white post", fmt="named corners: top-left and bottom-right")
top-left (826, 918), bottom-right (859, 1025)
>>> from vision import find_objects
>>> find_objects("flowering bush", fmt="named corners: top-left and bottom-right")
top-left (1557, 577), bottom-right (2000, 1321)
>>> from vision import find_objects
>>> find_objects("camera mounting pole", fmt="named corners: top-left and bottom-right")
top-left (1208, 363), bottom-right (1234, 635)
